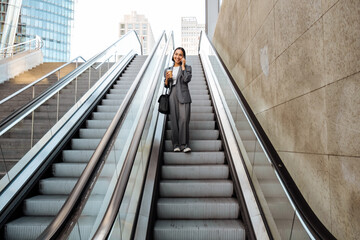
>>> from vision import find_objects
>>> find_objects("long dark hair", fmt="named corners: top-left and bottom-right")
top-left (172, 47), bottom-right (186, 63)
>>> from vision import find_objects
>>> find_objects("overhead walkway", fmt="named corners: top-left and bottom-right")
top-left (0, 31), bottom-right (335, 240)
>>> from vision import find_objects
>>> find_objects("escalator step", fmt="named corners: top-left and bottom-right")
top-left (159, 180), bottom-right (233, 197)
top-left (153, 220), bottom-right (245, 240)
top-left (163, 152), bottom-right (225, 165)
top-left (161, 165), bottom-right (229, 180)
top-left (157, 198), bottom-right (239, 219)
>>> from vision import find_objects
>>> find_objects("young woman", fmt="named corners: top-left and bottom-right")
top-left (164, 47), bottom-right (192, 152)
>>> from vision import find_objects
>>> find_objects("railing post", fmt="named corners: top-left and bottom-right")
top-left (56, 71), bottom-right (60, 122)
top-left (88, 66), bottom-right (91, 89)
top-left (30, 86), bottom-right (35, 148)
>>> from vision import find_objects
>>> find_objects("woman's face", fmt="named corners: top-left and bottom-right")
top-left (173, 49), bottom-right (184, 64)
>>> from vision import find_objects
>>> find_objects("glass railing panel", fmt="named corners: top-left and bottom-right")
top-left (0, 32), bottom-right (140, 191)
top-left (199, 33), bottom-right (313, 239)
top-left (67, 33), bottom-right (168, 240)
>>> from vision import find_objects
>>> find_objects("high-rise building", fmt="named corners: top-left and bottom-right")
top-left (181, 17), bottom-right (205, 55)
top-left (119, 11), bottom-right (155, 55)
top-left (0, 0), bottom-right (74, 62)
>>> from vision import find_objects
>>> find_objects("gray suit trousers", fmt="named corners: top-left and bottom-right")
top-left (169, 84), bottom-right (191, 147)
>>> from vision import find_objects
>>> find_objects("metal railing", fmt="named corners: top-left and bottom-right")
top-left (199, 31), bottom-right (335, 240)
top-left (0, 35), bottom-right (43, 59)
top-left (0, 30), bottom-right (142, 192)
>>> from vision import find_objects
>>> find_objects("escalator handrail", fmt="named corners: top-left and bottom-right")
top-left (0, 30), bottom-right (141, 136)
top-left (199, 31), bottom-right (336, 240)
top-left (37, 31), bottom-right (166, 240)
top-left (91, 31), bottom-right (172, 240)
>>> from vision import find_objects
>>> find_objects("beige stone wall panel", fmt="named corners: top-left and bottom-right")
top-left (323, 0), bottom-right (360, 84)
top-left (243, 61), bottom-right (277, 114)
top-left (329, 156), bottom-right (360, 240)
top-left (274, 0), bottom-right (322, 56)
top-left (326, 73), bottom-right (360, 156)
top-left (230, 46), bottom-right (252, 91)
top-left (250, 0), bottom-right (274, 39)
top-left (276, 19), bottom-right (325, 104)
top-left (279, 152), bottom-right (331, 231)
top-left (251, 10), bottom-right (276, 81)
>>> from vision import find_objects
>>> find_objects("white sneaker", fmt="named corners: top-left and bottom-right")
top-left (174, 147), bottom-right (181, 152)
top-left (183, 146), bottom-right (191, 153)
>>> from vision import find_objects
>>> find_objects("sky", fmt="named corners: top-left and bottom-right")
top-left (70, 0), bottom-right (205, 59)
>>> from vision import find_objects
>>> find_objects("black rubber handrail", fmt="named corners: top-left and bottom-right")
top-left (0, 30), bottom-right (142, 136)
top-left (199, 31), bottom-right (336, 240)
top-left (37, 31), bottom-right (166, 240)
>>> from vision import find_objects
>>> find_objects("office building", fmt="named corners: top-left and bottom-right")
top-left (119, 11), bottom-right (155, 55)
top-left (0, 0), bottom-right (74, 62)
top-left (181, 17), bottom-right (205, 55)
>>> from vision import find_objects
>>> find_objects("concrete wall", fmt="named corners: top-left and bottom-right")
top-left (213, 0), bottom-right (359, 239)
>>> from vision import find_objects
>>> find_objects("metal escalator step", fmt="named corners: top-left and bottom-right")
top-left (52, 162), bottom-right (115, 177)
top-left (161, 165), bottom-right (229, 180)
top-left (4, 216), bottom-right (96, 240)
top-left (190, 113), bottom-right (214, 121)
top-left (165, 130), bottom-right (219, 140)
top-left (189, 89), bottom-right (208, 95)
top-left (191, 106), bottom-right (213, 113)
top-left (157, 198), bottom-right (239, 219)
top-left (163, 152), bottom-right (225, 165)
top-left (191, 100), bottom-right (212, 106)
top-left (166, 121), bottom-right (215, 130)
top-left (159, 180), bottom-right (233, 197)
top-left (39, 177), bottom-right (109, 195)
top-left (71, 138), bottom-right (101, 150)
top-left (97, 105), bottom-right (121, 112)
top-left (62, 150), bottom-right (118, 162)
top-left (101, 99), bottom-right (125, 105)
top-left (23, 195), bottom-right (104, 216)
top-left (164, 140), bottom-right (222, 152)
top-left (109, 88), bottom-right (129, 94)
top-left (92, 112), bottom-right (116, 120)
top-left (79, 128), bottom-right (106, 138)
top-left (191, 94), bottom-right (210, 100)
top-left (86, 120), bottom-right (112, 128)
top-left (104, 93), bottom-right (127, 99)
top-left (154, 220), bottom-right (245, 240)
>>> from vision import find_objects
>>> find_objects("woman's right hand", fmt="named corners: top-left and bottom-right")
top-left (166, 71), bottom-right (171, 79)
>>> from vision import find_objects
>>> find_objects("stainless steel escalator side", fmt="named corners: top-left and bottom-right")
top-left (199, 31), bottom-right (336, 240)
top-left (0, 51), bottom-right (136, 229)
top-left (35, 31), bottom-right (170, 240)
top-left (0, 30), bottom-right (142, 188)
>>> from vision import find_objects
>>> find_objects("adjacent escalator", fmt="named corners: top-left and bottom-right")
top-left (1, 55), bottom-right (147, 240)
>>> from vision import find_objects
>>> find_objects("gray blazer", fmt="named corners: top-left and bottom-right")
top-left (164, 64), bottom-right (192, 104)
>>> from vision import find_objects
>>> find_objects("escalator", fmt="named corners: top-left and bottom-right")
top-left (1, 55), bottom-right (147, 240)
top-left (0, 30), bottom-right (336, 240)
top-left (153, 55), bottom-right (245, 239)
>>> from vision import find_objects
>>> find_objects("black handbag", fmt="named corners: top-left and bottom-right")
top-left (158, 88), bottom-right (170, 114)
